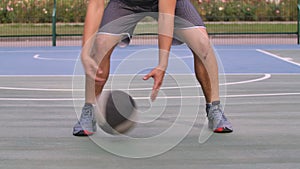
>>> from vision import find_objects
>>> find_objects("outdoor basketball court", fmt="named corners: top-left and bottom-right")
top-left (0, 44), bottom-right (300, 169)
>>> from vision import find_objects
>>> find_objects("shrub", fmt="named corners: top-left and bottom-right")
top-left (0, 0), bottom-right (88, 23)
top-left (0, 0), bottom-right (52, 23)
top-left (0, 0), bottom-right (298, 23)
top-left (192, 0), bottom-right (297, 21)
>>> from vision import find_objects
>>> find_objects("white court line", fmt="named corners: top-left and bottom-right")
top-left (1, 92), bottom-right (300, 101)
top-left (256, 49), bottom-right (300, 67)
top-left (0, 87), bottom-right (79, 92)
top-left (0, 50), bottom-right (81, 53)
top-left (132, 92), bottom-right (300, 100)
top-left (283, 57), bottom-right (294, 61)
top-left (0, 74), bottom-right (271, 92)
top-left (225, 73), bottom-right (271, 85)
top-left (33, 54), bottom-right (193, 61)
top-left (0, 98), bottom-right (82, 101)
top-left (33, 54), bottom-right (76, 61)
top-left (0, 48), bottom-right (259, 53)
top-left (31, 48), bottom-right (262, 61)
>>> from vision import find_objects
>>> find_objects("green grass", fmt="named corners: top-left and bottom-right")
top-left (0, 22), bottom-right (297, 37)
top-left (206, 22), bottom-right (297, 34)
top-left (0, 24), bottom-right (84, 36)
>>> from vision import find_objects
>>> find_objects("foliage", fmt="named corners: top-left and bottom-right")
top-left (0, 0), bottom-right (88, 23)
top-left (0, 0), bottom-right (298, 23)
top-left (191, 0), bottom-right (298, 21)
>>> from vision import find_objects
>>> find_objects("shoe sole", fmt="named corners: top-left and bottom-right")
top-left (214, 127), bottom-right (233, 133)
top-left (73, 130), bottom-right (95, 136)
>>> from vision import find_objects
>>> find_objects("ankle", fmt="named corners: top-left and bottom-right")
top-left (206, 101), bottom-right (221, 114)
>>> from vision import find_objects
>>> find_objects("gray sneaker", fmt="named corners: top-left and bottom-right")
top-left (73, 103), bottom-right (97, 136)
top-left (206, 101), bottom-right (233, 133)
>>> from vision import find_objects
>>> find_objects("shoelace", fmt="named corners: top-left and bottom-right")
top-left (80, 106), bottom-right (93, 125)
top-left (208, 104), bottom-right (223, 121)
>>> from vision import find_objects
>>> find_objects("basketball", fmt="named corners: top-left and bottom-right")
top-left (95, 90), bottom-right (137, 135)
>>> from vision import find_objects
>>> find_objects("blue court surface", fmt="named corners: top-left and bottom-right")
top-left (1, 44), bottom-right (300, 75)
top-left (0, 44), bottom-right (300, 169)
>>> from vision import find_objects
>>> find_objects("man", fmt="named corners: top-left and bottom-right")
top-left (73, 0), bottom-right (233, 136)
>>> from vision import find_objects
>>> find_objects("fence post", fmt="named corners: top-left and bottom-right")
top-left (52, 0), bottom-right (57, 46)
top-left (298, 0), bottom-right (300, 44)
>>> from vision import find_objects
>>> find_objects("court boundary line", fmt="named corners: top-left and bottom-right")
top-left (0, 74), bottom-right (271, 91)
top-left (32, 54), bottom-right (194, 61)
top-left (0, 48), bottom-right (268, 53)
top-left (256, 49), bottom-right (300, 67)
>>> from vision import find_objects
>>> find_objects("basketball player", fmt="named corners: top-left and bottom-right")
top-left (73, 0), bottom-right (233, 136)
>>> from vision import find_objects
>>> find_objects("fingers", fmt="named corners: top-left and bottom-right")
top-left (151, 76), bottom-right (163, 101)
top-left (143, 71), bottom-right (153, 80)
top-left (151, 89), bottom-right (159, 101)
top-left (143, 68), bottom-right (164, 101)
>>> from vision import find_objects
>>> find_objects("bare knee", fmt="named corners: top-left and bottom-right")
top-left (176, 28), bottom-right (212, 59)
top-left (94, 34), bottom-right (120, 51)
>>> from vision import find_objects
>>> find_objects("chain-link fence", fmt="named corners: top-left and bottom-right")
top-left (0, 0), bottom-right (299, 46)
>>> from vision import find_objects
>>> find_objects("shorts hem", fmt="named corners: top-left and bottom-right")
top-left (175, 26), bottom-right (206, 30)
top-left (97, 32), bottom-right (131, 38)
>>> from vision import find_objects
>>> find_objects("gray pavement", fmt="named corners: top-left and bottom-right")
top-left (0, 74), bottom-right (300, 169)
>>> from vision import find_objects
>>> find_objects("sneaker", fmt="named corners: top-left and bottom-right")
top-left (206, 101), bottom-right (233, 133)
top-left (73, 103), bottom-right (97, 136)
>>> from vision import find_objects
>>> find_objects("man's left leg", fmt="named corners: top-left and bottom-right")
top-left (175, 28), bottom-right (233, 133)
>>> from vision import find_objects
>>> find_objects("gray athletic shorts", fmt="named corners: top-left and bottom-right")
top-left (98, 0), bottom-right (205, 45)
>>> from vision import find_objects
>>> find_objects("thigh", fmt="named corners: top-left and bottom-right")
top-left (91, 34), bottom-right (120, 65)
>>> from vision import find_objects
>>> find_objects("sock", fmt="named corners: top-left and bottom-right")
top-left (206, 101), bottom-right (221, 115)
top-left (84, 103), bottom-right (94, 108)
top-left (212, 101), bottom-right (220, 106)
top-left (206, 103), bottom-right (212, 115)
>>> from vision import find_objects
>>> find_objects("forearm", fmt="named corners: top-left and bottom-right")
top-left (82, 0), bottom-right (105, 49)
top-left (158, 0), bottom-right (176, 70)
top-left (158, 15), bottom-right (174, 70)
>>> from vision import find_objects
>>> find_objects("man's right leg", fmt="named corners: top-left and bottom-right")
top-left (73, 34), bottom-right (121, 136)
